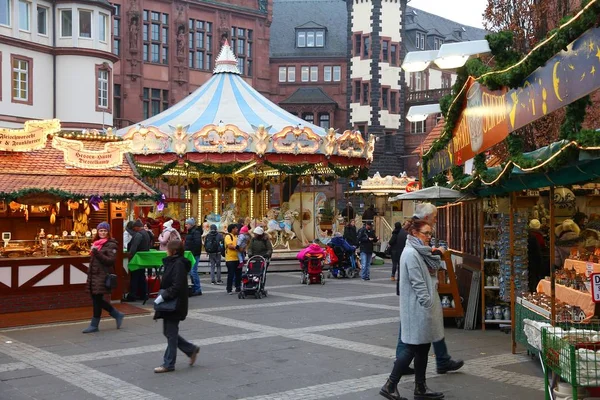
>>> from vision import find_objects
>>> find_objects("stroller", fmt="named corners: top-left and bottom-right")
top-left (327, 245), bottom-right (359, 279)
top-left (238, 255), bottom-right (268, 299)
top-left (300, 254), bottom-right (325, 285)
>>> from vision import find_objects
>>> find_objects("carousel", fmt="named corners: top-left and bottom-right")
top-left (118, 41), bottom-right (373, 249)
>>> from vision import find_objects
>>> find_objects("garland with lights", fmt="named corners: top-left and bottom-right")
top-left (56, 131), bottom-right (124, 142)
top-left (136, 161), bottom-right (178, 178)
top-left (263, 160), bottom-right (313, 175)
top-left (423, 0), bottom-right (600, 189)
top-left (185, 161), bottom-right (245, 175)
top-left (0, 188), bottom-right (160, 203)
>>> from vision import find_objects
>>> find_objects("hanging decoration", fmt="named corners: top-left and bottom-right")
top-left (156, 193), bottom-right (167, 212)
top-left (136, 161), bottom-right (178, 178)
top-left (0, 188), bottom-right (160, 203)
top-left (0, 119), bottom-right (60, 152)
top-left (52, 136), bottom-right (132, 169)
top-left (88, 195), bottom-right (103, 211)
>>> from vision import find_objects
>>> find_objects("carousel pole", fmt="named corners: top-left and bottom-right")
top-left (510, 191), bottom-right (516, 355)
top-left (549, 186), bottom-right (556, 326)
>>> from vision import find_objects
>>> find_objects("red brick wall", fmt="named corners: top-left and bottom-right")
top-left (0, 288), bottom-right (92, 313)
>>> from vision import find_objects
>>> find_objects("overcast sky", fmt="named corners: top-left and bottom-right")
top-left (408, 0), bottom-right (487, 29)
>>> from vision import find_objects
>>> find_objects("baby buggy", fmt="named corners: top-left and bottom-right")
top-left (238, 255), bottom-right (268, 299)
top-left (300, 254), bottom-right (325, 285)
top-left (327, 245), bottom-right (360, 279)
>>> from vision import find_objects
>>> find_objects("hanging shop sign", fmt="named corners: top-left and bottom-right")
top-left (427, 142), bottom-right (454, 178)
top-left (0, 119), bottom-right (60, 152)
top-left (52, 136), bottom-right (132, 169)
top-left (452, 27), bottom-right (600, 165)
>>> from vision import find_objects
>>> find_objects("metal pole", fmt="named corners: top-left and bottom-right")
top-left (549, 186), bottom-right (556, 326)
top-left (510, 192), bottom-right (516, 354)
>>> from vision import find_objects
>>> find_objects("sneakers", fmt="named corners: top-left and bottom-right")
top-left (390, 276), bottom-right (396, 281)
top-left (154, 366), bottom-right (174, 373)
top-left (192, 291), bottom-right (202, 296)
top-left (228, 291), bottom-right (234, 295)
top-left (217, 280), bottom-right (223, 285)
top-left (436, 359), bottom-right (464, 374)
top-left (211, 281), bottom-right (216, 285)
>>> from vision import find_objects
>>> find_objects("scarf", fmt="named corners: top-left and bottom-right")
top-left (406, 235), bottom-right (441, 275)
top-left (92, 238), bottom-right (108, 254)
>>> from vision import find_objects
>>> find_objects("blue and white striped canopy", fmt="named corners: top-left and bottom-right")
top-left (117, 73), bottom-right (326, 137)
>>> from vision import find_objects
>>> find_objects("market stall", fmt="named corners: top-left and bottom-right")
top-left (0, 122), bottom-right (157, 314)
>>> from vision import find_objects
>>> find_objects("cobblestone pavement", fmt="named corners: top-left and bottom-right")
top-left (0, 265), bottom-right (545, 400)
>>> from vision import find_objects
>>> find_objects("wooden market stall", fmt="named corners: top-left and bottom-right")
top-left (0, 123), bottom-right (157, 314)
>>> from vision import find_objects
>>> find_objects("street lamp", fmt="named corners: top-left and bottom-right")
top-left (401, 40), bottom-right (491, 72)
top-left (406, 104), bottom-right (441, 123)
top-left (401, 50), bottom-right (438, 73)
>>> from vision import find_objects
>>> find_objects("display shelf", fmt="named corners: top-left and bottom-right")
top-left (517, 297), bottom-right (551, 319)
top-left (484, 225), bottom-right (498, 229)
top-left (485, 319), bottom-right (512, 324)
top-left (484, 286), bottom-right (500, 290)
top-left (484, 259), bottom-right (500, 263)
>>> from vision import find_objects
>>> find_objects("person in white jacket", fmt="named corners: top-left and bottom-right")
top-left (158, 220), bottom-right (181, 251)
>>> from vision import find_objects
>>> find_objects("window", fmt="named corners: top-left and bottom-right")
top-left (189, 19), bottom-right (212, 70)
top-left (390, 91), bottom-right (397, 113)
top-left (416, 32), bottom-right (425, 49)
top-left (362, 82), bottom-right (369, 105)
top-left (287, 67), bottom-right (295, 82)
top-left (113, 4), bottom-right (121, 55)
top-left (37, 6), bottom-right (47, 35)
top-left (144, 10), bottom-right (169, 64)
top-left (143, 88), bottom-right (169, 119)
top-left (363, 36), bottom-right (370, 58)
top-left (411, 71), bottom-right (426, 91)
top-left (441, 73), bottom-right (452, 89)
top-left (231, 26), bottom-right (252, 76)
top-left (60, 9), bottom-right (72, 37)
top-left (384, 131), bottom-right (394, 153)
top-left (324, 66), bottom-right (331, 82)
top-left (382, 88), bottom-right (389, 109)
top-left (279, 67), bottom-right (286, 82)
top-left (354, 81), bottom-right (360, 102)
top-left (114, 84), bottom-right (121, 119)
top-left (310, 66), bottom-right (318, 82)
top-left (319, 113), bottom-right (330, 129)
top-left (434, 38), bottom-right (443, 50)
top-left (97, 70), bottom-right (109, 108)
top-left (302, 113), bottom-right (314, 124)
top-left (19, 1), bottom-right (29, 31)
top-left (99, 13), bottom-right (108, 42)
top-left (301, 66), bottom-right (309, 82)
top-left (333, 66), bottom-right (341, 82)
top-left (79, 10), bottom-right (91, 38)
top-left (382, 40), bottom-right (389, 62)
top-left (11, 55), bottom-right (32, 104)
top-left (411, 120), bottom-right (427, 134)
top-left (354, 34), bottom-right (361, 56)
top-left (355, 124), bottom-right (367, 138)
top-left (297, 29), bottom-right (325, 48)
top-left (390, 44), bottom-right (397, 66)
top-left (0, 0), bottom-right (9, 26)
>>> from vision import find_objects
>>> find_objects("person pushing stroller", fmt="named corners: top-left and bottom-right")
top-left (330, 232), bottom-right (357, 272)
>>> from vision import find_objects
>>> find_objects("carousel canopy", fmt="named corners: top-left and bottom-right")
top-left (118, 41), bottom-right (372, 166)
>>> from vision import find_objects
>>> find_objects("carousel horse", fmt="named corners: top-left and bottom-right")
top-left (281, 210), bottom-right (297, 243)
top-left (221, 207), bottom-right (237, 230)
top-left (332, 214), bottom-right (345, 235)
top-left (206, 213), bottom-right (221, 232)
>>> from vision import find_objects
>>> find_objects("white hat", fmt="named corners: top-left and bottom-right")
top-left (163, 220), bottom-right (173, 230)
top-left (529, 219), bottom-right (541, 230)
top-left (253, 226), bottom-right (264, 235)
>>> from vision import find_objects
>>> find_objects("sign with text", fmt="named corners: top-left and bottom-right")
top-left (52, 136), bottom-right (132, 169)
top-left (590, 273), bottom-right (600, 303)
top-left (452, 27), bottom-right (600, 165)
top-left (0, 119), bottom-right (60, 152)
top-left (426, 142), bottom-right (454, 178)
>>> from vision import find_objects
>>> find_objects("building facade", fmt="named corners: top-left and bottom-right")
top-left (110, 0), bottom-right (272, 129)
top-left (268, 0), bottom-right (347, 130)
top-left (0, 0), bottom-right (118, 129)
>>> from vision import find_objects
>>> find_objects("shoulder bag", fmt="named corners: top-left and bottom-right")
top-left (153, 289), bottom-right (178, 312)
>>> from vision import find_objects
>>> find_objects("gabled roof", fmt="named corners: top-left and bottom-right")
top-left (270, 0), bottom-right (347, 58)
top-left (280, 87), bottom-right (337, 105)
top-left (412, 118), bottom-right (444, 155)
top-left (428, 28), bottom-right (444, 37)
top-left (296, 21), bottom-right (327, 29)
top-left (405, 23), bottom-right (428, 32)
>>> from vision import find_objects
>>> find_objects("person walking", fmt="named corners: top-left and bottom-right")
top-left (153, 240), bottom-right (200, 373)
top-left (204, 224), bottom-right (224, 285)
top-left (247, 227), bottom-right (273, 259)
top-left (344, 219), bottom-right (359, 247)
top-left (357, 221), bottom-right (378, 280)
top-left (389, 222), bottom-right (407, 282)
top-left (380, 219), bottom-right (444, 400)
top-left (184, 218), bottom-right (203, 296)
top-left (158, 219), bottom-right (181, 251)
top-left (82, 222), bottom-right (124, 333)
top-left (341, 201), bottom-right (355, 221)
top-left (396, 203), bottom-right (463, 375)
top-left (125, 220), bottom-right (152, 302)
top-left (224, 224), bottom-right (241, 294)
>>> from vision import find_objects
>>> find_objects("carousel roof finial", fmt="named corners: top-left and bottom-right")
top-left (213, 40), bottom-right (241, 75)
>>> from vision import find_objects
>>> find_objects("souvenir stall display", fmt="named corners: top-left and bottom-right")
top-left (0, 121), bottom-right (157, 314)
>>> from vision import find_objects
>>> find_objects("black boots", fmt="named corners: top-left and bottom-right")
top-left (414, 382), bottom-right (444, 399)
top-left (436, 359), bottom-right (464, 374)
top-left (379, 379), bottom-right (408, 400)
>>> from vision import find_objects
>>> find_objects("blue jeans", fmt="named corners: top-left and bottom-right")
top-left (360, 252), bottom-right (372, 279)
top-left (396, 324), bottom-right (451, 368)
top-left (190, 255), bottom-right (202, 293)
top-left (349, 252), bottom-right (356, 269)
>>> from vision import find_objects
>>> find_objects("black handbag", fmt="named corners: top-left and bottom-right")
top-left (98, 261), bottom-right (117, 291)
top-left (153, 289), bottom-right (178, 312)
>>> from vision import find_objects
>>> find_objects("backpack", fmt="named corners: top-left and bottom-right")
top-left (205, 233), bottom-right (219, 254)
top-left (221, 234), bottom-right (232, 257)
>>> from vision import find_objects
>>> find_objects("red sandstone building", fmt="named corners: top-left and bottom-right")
top-left (111, 0), bottom-right (273, 128)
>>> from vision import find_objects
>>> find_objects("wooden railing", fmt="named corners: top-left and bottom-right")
top-left (406, 88), bottom-right (452, 104)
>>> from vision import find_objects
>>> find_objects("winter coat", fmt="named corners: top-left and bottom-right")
top-left (389, 227), bottom-right (408, 263)
top-left (203, 230), bottom-right (222, 254)
top-left (86, 238), bottom-right (119, 295)
top-left (344, 225), bottom-right (358, 246)
top-left (129, 230), bottom-right (151, 258)
top-left (237, 233), bottom-right (250, 251)
top-left (158, 229), bottom-right (181, 251)
top-left (153, 255), bottom-right (191, 321)
top-left (330, 236), bottom-right (355, 253)
top-left (399, 240), bottom-right (444, 345)
top-left (297, 243), bottom-right (326, 260)
top-left (357, 227), bottom-right (378, 254)
top-left (555, 231), bottom-right (580, 268)
top-left (184, 226), bottom-right (203, 256)
top-left (247, 236), bottom-right (273, 258)
top-left (341, 206), bottom-right (355, 220)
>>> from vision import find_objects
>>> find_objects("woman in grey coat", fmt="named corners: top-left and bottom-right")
top-left (380, 219), bottom-right (444, 400)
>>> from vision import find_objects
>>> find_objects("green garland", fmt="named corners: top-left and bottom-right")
top-left (0, 188), bottom-right (160, 202)
top-left (327, 163), bottom-right (369, 180)
top-left (136, 161), bottom-right (178, 178)
top-left (560, 96), bottom-right (592, 140)
top-left (185, 161), bottom-right (245, 175)
top-left (264, 160), bottom-right (312, 175)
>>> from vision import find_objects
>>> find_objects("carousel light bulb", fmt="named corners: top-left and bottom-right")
top-left (250, 189), bottom-right (254, 219)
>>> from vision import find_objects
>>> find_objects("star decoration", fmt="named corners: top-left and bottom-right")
top-left (592, 66), bottom-right (596, 76)
top-left (581, 72), bottom-right (586, 81)
top-left (596, 47), bottom-right (600, 62)
top-left (589, 41), bottom-right (595, 52)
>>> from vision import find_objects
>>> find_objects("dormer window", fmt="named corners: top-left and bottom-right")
top-left (434, 37), bottom-right (443, 50)
top-left (296, 28), bottom-right (325, 48)
top-left (416, 32), bottom-right (425, 50)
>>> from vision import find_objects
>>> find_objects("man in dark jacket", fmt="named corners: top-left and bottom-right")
top-left (204, 224), bottom-right (224, 285)
top-left (357, 221), bottom-right (378, 280)
top-left (389, 222), bottom-right (407, 282)
top-left (184, 218), bottom-right (202, 296)
top-left (362, 204), bottom-right (377, 223)
top-left (125, 219), bottom-right (152, 301)
top-left (340, 201), bottom-right (355, 221)
top-left (344, 219), bottom-right (359, 247)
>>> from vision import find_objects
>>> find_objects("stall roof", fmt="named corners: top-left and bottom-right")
top-left (0, 141), bottom-right (157, 200)
top-left (412, 118), bottom-right (444, 155)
